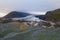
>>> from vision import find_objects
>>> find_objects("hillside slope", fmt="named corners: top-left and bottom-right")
top-left (3, 11), bottom-right (31, 18)
top-left (45, 9), bottom-right (60, 21)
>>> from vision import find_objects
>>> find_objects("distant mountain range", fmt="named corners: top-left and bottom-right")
top-left (4, 11), bottom-right (31, 18)
top-left (2, 9), bottom-right (60, 22)
top-left (3, 11), bottom-right (46, 20)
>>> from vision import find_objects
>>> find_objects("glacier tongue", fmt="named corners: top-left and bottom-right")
top-left (23, 15), bottom-right (40, 22)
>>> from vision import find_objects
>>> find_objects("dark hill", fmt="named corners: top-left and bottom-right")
top-left (4, 11), bottom-right (31, 18)
top-left (3, 11), bottom-right (46, 20)
top-left (35, 15), bottom-right (46, 20)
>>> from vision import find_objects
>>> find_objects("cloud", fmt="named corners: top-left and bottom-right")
top-left (0, 0), bottom-right (60, 12)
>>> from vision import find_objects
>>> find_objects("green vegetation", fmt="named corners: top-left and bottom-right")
top-left (4, 28), bottom-right (60, 40)
top-left (45, 9), bottom-right (60, 21)
top-left (38, 29), bottom-right (60, 40)
top-left (0, 30), bottom-right (19, 38)
top-left (0, 10), bottom-right (60, 40)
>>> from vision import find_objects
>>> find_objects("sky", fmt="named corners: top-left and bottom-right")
top-left (0, 0), bottom-right (60, 17)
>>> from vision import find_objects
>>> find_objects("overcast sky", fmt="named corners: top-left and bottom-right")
top-left (0, 0), bottom-right (60, 17)
top-left (0, 0), bottom-right (60, 12)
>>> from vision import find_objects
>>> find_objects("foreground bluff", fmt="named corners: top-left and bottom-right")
top-left (45, 9), bottom-right (60, 22)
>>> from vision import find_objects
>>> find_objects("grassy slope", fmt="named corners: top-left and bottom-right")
top-left (0, 22), bottom-right (21, 38)
top-left (45, 9), bottom-right (60, 21)
top-left (4, 28), bottom-right (60, 40)
top-left (0, 22), bottom-right (60, 40)
top-left (0, 22), bottom-right (28, 38)
top-left (9, 22), bottom-right (28, 31)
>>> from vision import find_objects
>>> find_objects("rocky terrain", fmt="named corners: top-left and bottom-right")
top-left (0, 9), bottom-right (60, 40)
top-left (0, 22), bottom-right (60, 40)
